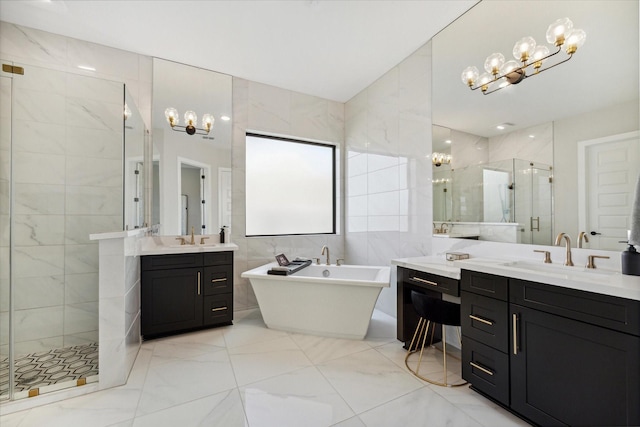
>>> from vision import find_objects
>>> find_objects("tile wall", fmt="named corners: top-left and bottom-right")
top-left (344, 43), bottom-right (433, 315)
top-left (231, 79), bottom-right (345, 310)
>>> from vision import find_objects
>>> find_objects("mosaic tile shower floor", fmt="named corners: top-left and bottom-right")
top-left (0, 343), bottom-right (98, 396)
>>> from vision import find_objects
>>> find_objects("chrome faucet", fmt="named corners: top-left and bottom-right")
top-left (321, 245), bottom-right (330, 265)
top-left (554, 232), bottom-right (574, 266)
top-left (578, 231), bottom-right (589, 248)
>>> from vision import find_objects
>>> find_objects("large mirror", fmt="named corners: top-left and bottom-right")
top-left (432, 0), bottom-right (639, 250)
top-left (152, 59), bottom-right (232, 236)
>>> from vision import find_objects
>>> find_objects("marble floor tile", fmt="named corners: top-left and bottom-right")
top-left (290, 333), bottom-right (371, 364)
top-left (135, 349), bottom-right (236, 416)
top-left (228, 336), bottom-right (313, 386)
top-left (0, 309), bottom-right (532, 427)
top-left (357, 387), bottom-right (484, 427)
top-left (239, 366), bottom-right (355, 427)
top-left (316, 348), bottom-right (423, 414)
top-left (132, 388), bottom-right (247, 427)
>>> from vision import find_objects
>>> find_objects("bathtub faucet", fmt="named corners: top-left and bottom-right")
top-left (321, 245), bottom-right (330, 265)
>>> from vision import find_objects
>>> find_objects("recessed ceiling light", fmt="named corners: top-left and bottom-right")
top-left (496, 125), bottom-right (505, 130)
top-left (445, 140), bottom-right (452, 144)
top-left (529, 134), bottom-right (535, 139)
top-left (221, 115), bottom-right (231, 121)
top-left (77, 65), bottom-right (96, 71)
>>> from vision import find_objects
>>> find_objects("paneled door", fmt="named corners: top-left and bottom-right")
top-left (579, 131), bottom-right (640, 250)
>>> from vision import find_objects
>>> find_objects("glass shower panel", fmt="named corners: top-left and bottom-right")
top-left (1, 70), bottom-right (13, 401)
top-left (3, 62), bottom-right (124, 401)
top-left (531, 165), bottom-right (553, 245)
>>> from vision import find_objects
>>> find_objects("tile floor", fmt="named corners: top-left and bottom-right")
top-left (0, 309), bottom-right (530, 427)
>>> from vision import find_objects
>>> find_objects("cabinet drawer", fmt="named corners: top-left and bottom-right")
top-left (461, 270), bottom-right (508, 301)
top-left (461, 291), bottom-right (509, 353)
top-left (511, 279), bottom-right (640, 336)
top-left (203, 265), bottom-right (233, 295)
top-left (404, 269), bottom-right (459, 296)
top-left (203, 251), bottom-right (233, 266)
top-left (142, 253), bottom-right (203, 270)
top-left (462, 336), bottom-right (509, 406)
top-left (204, 294), bottom-right (233, 325)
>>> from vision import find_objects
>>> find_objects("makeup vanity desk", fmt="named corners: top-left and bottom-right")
top-left (391, 255), bottom-right (640, 427)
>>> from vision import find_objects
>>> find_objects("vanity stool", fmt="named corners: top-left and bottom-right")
top-left (405, 290), bottom-right (467, 387)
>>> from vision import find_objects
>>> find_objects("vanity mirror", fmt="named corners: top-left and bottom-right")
top-left (432, 0), bottom-right (639, 250)
top-left (151, 58), bottom-right (232, 235)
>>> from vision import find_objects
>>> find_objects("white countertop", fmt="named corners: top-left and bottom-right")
top-left (139, 236), bottom-right (239, 255)
top-left (433, 233), bottom-right (479, 239)
top-left (391, 255), bottom-right (640, 301)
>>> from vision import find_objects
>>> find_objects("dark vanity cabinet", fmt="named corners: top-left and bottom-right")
top-left (461, 270), bottom-right (640, 426)
top-left (396, 266), bottom-right (459, 347)
top-left (141, 251), bottom-right (233, 338)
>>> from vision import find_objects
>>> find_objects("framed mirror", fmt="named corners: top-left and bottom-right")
top-left (151, 59), bottom-right (232, 236)
top-left (432, 0), bottom-right (639, 249)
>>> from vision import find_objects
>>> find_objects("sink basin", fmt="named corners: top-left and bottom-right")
top-left (500, 260), bottom-right (618, 282)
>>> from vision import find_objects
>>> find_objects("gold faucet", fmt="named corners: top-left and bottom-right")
top-left (321, 245), bottom-right (330, 265)
top-left (190, 226), bottom-right (195, 245)
top-left (554, 232), bottom-right (574, 266)
top-left (586, 254), bottom-right (609, 269)
top-left (578, 231), bottom-right (589, 248)
top-left (439, 222), bottom-right (450, 233)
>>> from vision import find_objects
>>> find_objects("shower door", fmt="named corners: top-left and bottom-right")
top-left (1, 60), bottom-right (125, 402)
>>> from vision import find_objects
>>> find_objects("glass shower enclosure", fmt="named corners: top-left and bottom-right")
top-left (0, 60), bottom-right (143, 402)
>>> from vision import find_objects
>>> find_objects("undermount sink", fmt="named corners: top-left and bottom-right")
top-left (500, 260), bottom-right (618, 282)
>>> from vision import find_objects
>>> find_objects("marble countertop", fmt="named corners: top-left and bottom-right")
top-left (391, 255), bottom-right (640, 301)
top-left (139, 236), bottom-right (239, 255)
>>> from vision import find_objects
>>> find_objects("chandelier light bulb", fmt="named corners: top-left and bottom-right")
top-left (202, 114), bottom-right (215, 133)
top-left (461, 66), bottom-right (479, 86)
top-left (531, 45), bottom-right (550, 70)
top-left (478, 73), bottom-right (493, 92)
top-left (546, 17), bottom-right (573, 46)
top-left (165, 107), bottom-right (179, 127)
top-left (513, 36), bottom-right (536, 63)
top-left (565, 29), bottom-right (586, 54)
top-left (484, 53), bottom-right (505, 75)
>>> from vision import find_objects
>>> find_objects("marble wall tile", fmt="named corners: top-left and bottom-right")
top-left (368, 68), bottom-right (399, 107)
top-left (348, 174), bottom-right (367, 197)
top-left (13, 214), bottom-right (65, 246)
top-left (64, 302), bottom-right (98, 335)
top-left (248, 82), bottom-right (291, 134)
top-left (65, 185), bottom-right (122, 215)
top-left (14, 183), bottom-right (65, 215)
top-left (65, 156), bottom-right (122, 188)
top-left (65, 215), bottom-right (122, 245)
top-left (12, 151), bottom-right (65, 185)
top-left (13, 245), bottom-right (65, 278)
top-left (291, 92), bottom-right (330, 141)
top-left (368, 165), bottom-right (399, 194)
top-left (347, 195), bottom-right (367, 217)
top-left (67, 38), bottom-right (140, 82)
top-left (367, 103), bottom-right (399, 153)
top-left (368, 216), bottom-right (400, 232)
top-left (65, 273), bottom-right (99, 305)
top-left (0, 23), bottom-right (68, 69)
top-left (65, 243), bottom-right (99, 274)
top-left (368, 192), bottom-right (399, 216)
top-left (3, 336), bottom-right (63, 358)
top-left (13, 275), bottom-right (65, 310)
top-left (13, 305), bottom-right (64, 343)
top-left (63, 330), bottom-right (99, 348)
top-left (12, 88), bottom-right (65, 125)
top-left (347, 151), bottom-right (368, 177)
top-left (66, 126), bottom-right (124, 160)
top-left (12, 121), bottom-right (66, 155)
top-left (66, 97), bottom-right (122, 132)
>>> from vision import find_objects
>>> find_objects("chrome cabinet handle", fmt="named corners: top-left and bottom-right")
top-left (512, 313), bottom-right (519, 355)
top-left (210, 278), bottom-right (227, 283)
top-left (469, 314), bottom-right (494, 326)
top-left (211, 307), bottom-right (227, 312)
top-left (411, 277), bottom-right (438, 286)
top-left (470, 361), bottom-right (494, 376)
top-left (197, 271), bottom-right (201, 295)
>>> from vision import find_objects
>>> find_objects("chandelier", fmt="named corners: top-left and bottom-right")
top-left (164, 108), bottom-right (214, 135)
top-left (461, 18), bottom-right (586, 95)
top-left (432, 152), bottom-right (451, 167)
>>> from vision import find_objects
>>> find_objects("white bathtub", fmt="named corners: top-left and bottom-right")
top-left (241, 263), bottom-right (390, 340)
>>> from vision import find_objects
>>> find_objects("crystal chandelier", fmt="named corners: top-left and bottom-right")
top-left (461, 18), bottom-right (586, 95)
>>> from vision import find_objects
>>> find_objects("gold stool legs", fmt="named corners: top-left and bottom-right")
top-left (404, 317), bottom-right (467, 387)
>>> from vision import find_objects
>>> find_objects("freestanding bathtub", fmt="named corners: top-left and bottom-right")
top-left (241, 263), bottom-right (390, 339)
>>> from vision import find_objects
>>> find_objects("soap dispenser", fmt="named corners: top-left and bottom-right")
top-left (219, 226), bottom-right (226, 244)
top-left (621, 244), bottom-right (640, 276)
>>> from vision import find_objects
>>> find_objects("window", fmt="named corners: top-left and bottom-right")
top-left (245, 133), bottom-right (336, 236)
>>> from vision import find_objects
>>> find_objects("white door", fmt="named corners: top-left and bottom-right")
top-left (579, 131), bottom-right (640, 250)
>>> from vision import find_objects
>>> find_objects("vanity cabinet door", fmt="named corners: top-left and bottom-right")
top-left (141, 267), bottom-right (203, 336)
top-left (510, 304), bottom-right (640, 427)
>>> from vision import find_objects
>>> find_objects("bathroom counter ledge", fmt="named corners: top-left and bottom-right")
top-left (139, 236), bottom-right (238, 255)
top-left (391, 256), bottom-right (461, 280)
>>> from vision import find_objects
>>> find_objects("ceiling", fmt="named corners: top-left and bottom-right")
top-left (0, 0), bottom-right (477, 103)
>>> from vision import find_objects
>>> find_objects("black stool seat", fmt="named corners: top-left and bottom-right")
top-left (405, 290), bottom-right (466, 387)
top-left (411, 291), bottom-right (461, 326)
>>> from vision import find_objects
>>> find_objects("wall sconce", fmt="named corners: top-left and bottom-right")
top-left (461, 17), bottom-right (586, 95)
top-left (432, 152), bottom-right (451, 167)
top-left (165, 108), bottom-right (214, 135)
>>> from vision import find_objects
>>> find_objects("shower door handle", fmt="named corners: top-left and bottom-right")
top-left (530, 217), bottom-right (540, 231)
